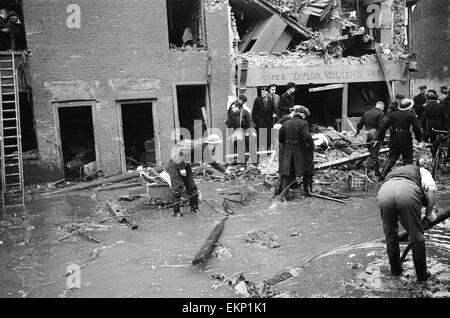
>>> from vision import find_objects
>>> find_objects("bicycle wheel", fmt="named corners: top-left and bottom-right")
top-left (432, 148), bottom-right (442, 180)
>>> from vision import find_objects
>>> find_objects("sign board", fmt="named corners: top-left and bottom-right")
top-left (242, 60), bottom-right (403, 87)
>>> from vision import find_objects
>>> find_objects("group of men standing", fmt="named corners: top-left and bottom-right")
top-left (357, 84), bottom-right (450, 181)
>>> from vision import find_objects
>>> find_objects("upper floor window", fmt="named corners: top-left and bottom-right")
top-left (166, 0), bottom-right (206, 50)
top-left (0, 0), bottom-right (27, 51)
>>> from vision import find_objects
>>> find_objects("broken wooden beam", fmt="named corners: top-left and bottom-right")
top-left (309, 84), bottom-right (344, 93)
top-left (310, 193), bottom-right (347, 204)
top-left (42, 172), bottom-right (140, 196)
top-left (398, 208), bottom-right (450, 242)
top-left (226, 150), bottom-right (275, 160)
top-left (192, 216), bottom-right (228, 266)
top-left (315, 148), bottom-right (389, 170)
top-left (107, 200), bottom-right (138, 230)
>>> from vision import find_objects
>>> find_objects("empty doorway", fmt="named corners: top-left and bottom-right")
top-left (57, 105), bottom-right (96, 179)
top-left (175, 84), bottom-right (208, 140)
top-left (120, 102), bottom-right (156, 169)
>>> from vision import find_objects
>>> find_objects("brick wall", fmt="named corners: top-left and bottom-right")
top-left (22, 0), bottom-right (232, 179)
top-left (410, 0), bottom-right (450, 92)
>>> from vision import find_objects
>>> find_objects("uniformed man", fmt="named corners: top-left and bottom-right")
top-left (377, 163), bottom-right (437, 281)
top-left (421, 90), bottom-right (449, 157)
top-left (413, 85), bottom-right (427, 123)
top-left (278, 105), bottom-right (314, 199)
top-left (168, 134), bottom-right (227, 217)
top-left (377, 99), bottom-right (422, 181)
top-left (356, 101), bottom-right (385, 176)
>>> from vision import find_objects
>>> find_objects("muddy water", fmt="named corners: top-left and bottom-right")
top-left (0, 175), bottom-right (449, 298)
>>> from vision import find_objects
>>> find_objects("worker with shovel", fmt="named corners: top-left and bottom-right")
top-left (168, 134), bottom-right (227, 217)
top-left (376, 162), bottom-right (437, 281)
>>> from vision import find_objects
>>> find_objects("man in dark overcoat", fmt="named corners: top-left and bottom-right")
top-left (377, 99), bottom-right (422, 181)
top-left (252, 87), bottom-right (275, 150)
top-left (278, 105), bottom-right (314, 199)
top-left (421, 91), bottom-right (449, 157)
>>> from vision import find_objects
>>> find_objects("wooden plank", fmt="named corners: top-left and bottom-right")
top-left (309, 83), bottom-right (344, 92)
top-left (320, 0), bottom-right (335, 21)
top-left (42, 171), bottom-right (140, 196)
top-left (315, 148), bottom-right (389, 170)
top-left (398, 208), bottom-right (450, 242)
top-left (225, 150), bottom-right (274, 160)
top-left (374, 43), bottom-right (394, 101)
top-left (192, 217), bottom-right (228, 266)
top-left (341, 83), bottom-right (348, 131)
top-left (107, 200), bottom-right (138, 230)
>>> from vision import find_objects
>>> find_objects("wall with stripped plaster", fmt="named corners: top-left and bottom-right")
top-left (22, 0), bottom-right (233, 179)
top-left (410, 0), bottom-right (450, 96)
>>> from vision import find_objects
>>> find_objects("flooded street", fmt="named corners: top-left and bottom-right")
top-left (1, 174), bottom-right (449, 298)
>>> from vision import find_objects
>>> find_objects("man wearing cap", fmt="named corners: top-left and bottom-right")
top-left (413, 85), bottom-right (428, 123)
top-left (440, 86), bottom-right (450, 121)
top-left (252, 87), bottom-right (276, 150)
top-left (278, 105), bottom-right (315, 199)
top-left (421, 91), bottom-right (449, 158)
top-left (357, 101), bottom-right (386, 176)
top-left (377, 163), bottom-right (437, 281)
top-left (377, 99), bottom-right (422, 181)
top-left (279, 82), bottom-right (296, 118)
top-left (386, 94), bottom-right (404, 119)
top-left (168, 134), bottom-right (227, 217)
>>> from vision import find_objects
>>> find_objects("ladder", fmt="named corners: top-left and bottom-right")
top-left (0, 52), bottom-right (24, 214)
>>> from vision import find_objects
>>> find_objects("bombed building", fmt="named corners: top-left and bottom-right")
top-left (1, 0), bottom-right (417, 184)
top-left (409, 0), bottom-right (450, 92)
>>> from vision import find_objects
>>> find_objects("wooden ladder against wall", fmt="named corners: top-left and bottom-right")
top-left (0, 52), bottom-right (24, 214)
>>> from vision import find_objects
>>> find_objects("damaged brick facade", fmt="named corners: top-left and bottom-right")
top-left (21, 0), bottom-right (234, 179)
top-left (410, 0), bottom-right (450, 92)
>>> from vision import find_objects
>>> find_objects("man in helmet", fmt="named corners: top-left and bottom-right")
top-left (167, 134), bottom-right (228, 217)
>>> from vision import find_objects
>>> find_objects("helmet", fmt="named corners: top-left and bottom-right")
top-left (204, 134), bottom-right (223, 145)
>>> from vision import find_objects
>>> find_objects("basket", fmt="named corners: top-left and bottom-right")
top-left (347, 171), bottom-right (370, 191)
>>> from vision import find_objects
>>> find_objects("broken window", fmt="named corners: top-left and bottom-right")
top-left (166, 0), bottom-right (205, 49)
top-left (0, 0), bottom-right (27, 51)
top-left (120, 102), bottom-right (156, 169)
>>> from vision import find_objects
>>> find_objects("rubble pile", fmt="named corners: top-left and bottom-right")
top-left (239, 51), bottom-right (383, 68)
top-left (211, 272), bottom-right (280, 298)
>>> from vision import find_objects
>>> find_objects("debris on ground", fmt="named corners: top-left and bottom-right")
top-left (212, 243), bottom-right (231, 258)
top-left (210, 272), bottom-right (280, 298)
top-left (118, 195), bottom-right (142, 201)
top-left (245, 230), bottom-right (280, 249)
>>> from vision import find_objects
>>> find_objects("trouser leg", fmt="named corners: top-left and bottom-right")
top-left (183, 165), bottom-right (199, 211)
top-left (379, 205), bottom-right (402, 275)
top-left (429, 132), bottom-right (438, 158)
top-left (168, 160), bottom-right (185, 216)
top-left (380, 149), bottom-right (400, 180)
top-left (412, 241), bottom-right (431, 281)
top-left (401, 147), bottom-right (414, 165)
top-left (303, 173), bottom-right (313, 196)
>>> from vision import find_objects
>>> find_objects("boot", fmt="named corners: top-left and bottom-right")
top-left (173, 203), bottom-right (182, 217)
top-left (412, 241), bottom-right (431, 281)
top-left (386, 236), bottom-right (402, 276)
top-left (189, 193), bottom-right (199, 213)
top-left (303, 177), bottom-right (313, 197)
top-left (379, 160), bottom-right (395, 181)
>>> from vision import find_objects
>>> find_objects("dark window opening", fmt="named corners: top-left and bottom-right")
top-left (19, 91), bottom-right (37, 151)
top-left (176, 85), bottom-right (207, 141)
top-left (58, 106), bottom-right (96, 179)
top-left (0, 0), bottom-right (27, 51)
top-left (348, 82), bottom-right (389, 117)
top-left (167, 0), bottom-right (205, 49)
top-left (121, 103), bottom-right (156, 169)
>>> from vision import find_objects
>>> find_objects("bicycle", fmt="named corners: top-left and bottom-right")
top-left (431, 128), bottom-right (450, 180)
